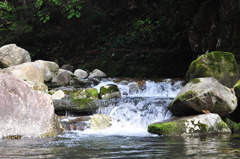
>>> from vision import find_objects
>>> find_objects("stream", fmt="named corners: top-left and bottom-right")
top-left (1, 78), bottom-right (240, 158)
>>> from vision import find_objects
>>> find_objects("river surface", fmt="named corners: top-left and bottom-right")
top-left (1, 78), bottom-right (240, 159)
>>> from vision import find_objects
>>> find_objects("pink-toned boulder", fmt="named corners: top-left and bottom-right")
top-left (0, 70), bottom-right (63, 138)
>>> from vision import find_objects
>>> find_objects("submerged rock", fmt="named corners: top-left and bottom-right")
top-left (148, 113), bottom-right (231, 136)
top-left (169, 77), bottom-right (237, 117)
top-left (185, 51), bottom-right (239, 87)
top-left (61, 116), bottom-right (91, 131)
top-left (0, 70), bottom-right (63, 138)
top-left (90, 114), bottom-right (111, 130)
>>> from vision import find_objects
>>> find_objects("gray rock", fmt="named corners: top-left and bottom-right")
top-left (60, 64), bottom-right (74, 72)
top-left (169, 77), bottom-right (237, 117)
top-left (88, 69), bottom-right (107, 78)
top-left (25, 81), bottom-right (48, 93)
top-left (4, 62), bottom-right (45, 83)
top-left (0, 44), bottom-right (31, 68)
top-left (52, 71), bottom-right (72, 85)
top-left (74, 69), bottom-right (88, 79)
top-left (0, 70), bottom-right (63, 138)
top-left (35, 60), bottom-right (59, 82)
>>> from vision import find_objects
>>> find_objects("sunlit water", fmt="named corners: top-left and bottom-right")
top-left (1, 78), bottom-right (240, 158)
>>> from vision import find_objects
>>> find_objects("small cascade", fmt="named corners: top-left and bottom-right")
top-left (76, 78), bottom-right (185, 135)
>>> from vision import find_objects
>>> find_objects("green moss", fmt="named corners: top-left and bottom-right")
top-left (148, 122), bottom-right (184, 135)
top-left (190, 78), bottom-right (201, 84)
top-left (223, 118), bottom-right (236, 133)
top-left (216, 122), bottom-right (229, 132)
top-left (234, 123), bottom-right (240, 132)
top-left (178, 90), bottom-right (196, 101)
top-left (99, 84), bottom-right (121, 99)
top-left (185, 51), bottom-right (239, 87)
top-left (72, 88), bottom-right (98, 99)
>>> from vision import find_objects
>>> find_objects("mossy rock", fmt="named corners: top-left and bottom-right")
top-left (169, 77), bottom-right (238, 117)
top-left (223, 118), bottom-right (236, 133)
top-left (54, 95), bottom-right (99, 115)
top-left (72, 88), bottom-right (98, 99)
top-left (148, 114), bottom-right (231, 136)
top-left (99, 84), bottom-right (122, 99)
top-left (185, 51), bottom-right (239, 87)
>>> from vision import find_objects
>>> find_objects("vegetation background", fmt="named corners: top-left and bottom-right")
top-left (1, 0), bottom-right (240, 77)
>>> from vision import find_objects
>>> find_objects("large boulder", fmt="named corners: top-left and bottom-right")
top-left (148, 113), bottom-right (231, 136)
top-left (0, 44), bottom-right (31, 68)
top-left (0, 70), bottom-right (63, 138)
top-left (185, 51), bottom-right (239, 87)
top-left (4, 60), bottom-right (59, 83)
top-left (4, 62), bottom-right (45, 82)
top-left (99, 84), bottom-right (122, 99)
top-left (35, 60), bottom-right (59, 82)
top-left (169, 77), bottom-right (237, 117)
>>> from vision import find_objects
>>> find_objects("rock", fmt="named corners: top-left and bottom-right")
top-left (0, 44), bottom-right (31, 68)
top-left (0, 70), bottom-right (63, 137)
top-left (148, 113), bottom-right (231, 136)
top-left (72, 88), bottom-right (98, 99)
top-left (74, 69), bottom-right (88, 79)
top-left (90, 114), bottom-right (111, 130)
top-left (54, 95), bottom-right (98, 115)
top-left (61, 116), bottom-right (90, 131)
top-left (60, 64), bottom-right (74, 72)
top-left (69, 77), bottom-right (92, 87)
top-left (25, 81), bottom-right (48, 93)
top-left (58, 69), bottom-right (73, 75)
top-left (35, 60), bottom-right (59, 82)
top-left (5, 62), bottom-right (45, 82)
top-left (99, 84), bottom-right (122, 99)
top-left (185, 51), bottom-right (239, 87)
top-left (51, 71), bottom-right (72, 85)
top-left (52, 90), bottom-right (65, 100)
top-left (88, 69), bottom-right (107, 78)
top-left (169, 77), bottom-right (237, 117)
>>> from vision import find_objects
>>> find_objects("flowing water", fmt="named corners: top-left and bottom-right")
top-left (1, 78), bottom-right (240, 159)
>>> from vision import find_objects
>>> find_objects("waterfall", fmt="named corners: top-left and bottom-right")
top-left (80, 78), bottom-right (185, 136)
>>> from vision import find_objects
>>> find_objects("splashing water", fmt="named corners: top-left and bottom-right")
top-left (74, 78), bottom-right (185, 136)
